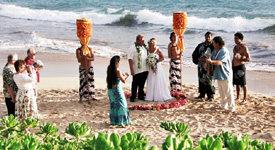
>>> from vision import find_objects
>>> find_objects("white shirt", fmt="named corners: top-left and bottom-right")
top-left (128, 44), bottom-right (148, 75)
top-left (13, 73), bottom-right (35, 90)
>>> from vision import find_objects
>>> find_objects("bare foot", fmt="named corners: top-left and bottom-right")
top-left (225, 110), bottom-right (235, 114)
top-left (240, 100), bottom-right (247, 105)
top-left (119, 124), bottom-right (126, 128)
top-left (79, 100), bottom-right (83, 104)
top-left (92, 98), bottom-right (99, 101)
top-left (206, 98), bottom-right (214, 102)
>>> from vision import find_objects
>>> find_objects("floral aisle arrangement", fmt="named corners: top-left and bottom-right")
top-left (146, 54), bottom-right (158, 73)
top-left (126, 91), bottom-right (188, 111)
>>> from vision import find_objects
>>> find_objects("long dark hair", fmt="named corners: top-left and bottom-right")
top-left (107, 55), bottom-right (120, 89)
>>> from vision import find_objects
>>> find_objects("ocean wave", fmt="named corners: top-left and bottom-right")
top-left (0, 4), bottom-right (274, 32)
top-left (0, 4), bottom-right (123, 24)
top-left (0, 31), bottom-right (79, 52)
top-left (112, 14), bottom-right (138, 26)
top-left (188, 16), bottom-right (275, 32)
top-left (0, 31), bottom-right (126, 57)
top-left (261, 24), bottom-right (275, 33)
top-left (246, 62), bottom-right (275, 72)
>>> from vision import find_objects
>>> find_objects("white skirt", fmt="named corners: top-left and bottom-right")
top-left (145, 62), bottom-right (173, 101)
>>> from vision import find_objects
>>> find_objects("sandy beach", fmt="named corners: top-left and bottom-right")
top-left (0, 51), bottom-right (274, 147)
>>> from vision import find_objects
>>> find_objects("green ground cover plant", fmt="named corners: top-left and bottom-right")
top-left (0, 115), bottom-right (273, 150)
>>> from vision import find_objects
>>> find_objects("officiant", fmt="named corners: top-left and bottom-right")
top-left (192, 31), bottom-right (215, 101)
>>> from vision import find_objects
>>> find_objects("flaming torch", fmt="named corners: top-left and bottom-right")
top-left (173, 12), bottom-right (188, 92)
top-left (76, 18), bottom-right (92, 103)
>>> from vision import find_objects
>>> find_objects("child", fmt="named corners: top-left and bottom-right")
top-left (33, 60), bottom-right (44, 97)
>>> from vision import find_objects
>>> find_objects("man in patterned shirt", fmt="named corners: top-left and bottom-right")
top-left (2, 53), bottom-right (18, 116)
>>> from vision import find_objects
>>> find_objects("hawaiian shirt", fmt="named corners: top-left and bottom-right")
top-left (2, 63), bottom-right (18, 98)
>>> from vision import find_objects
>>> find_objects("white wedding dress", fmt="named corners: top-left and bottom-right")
top-left (145, 53), bottom-right (173, 101)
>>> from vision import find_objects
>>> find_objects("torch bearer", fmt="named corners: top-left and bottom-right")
top-left (173, 12), bottom-right (187, 92)
top-left (76, 18), bottom-right (92, 104)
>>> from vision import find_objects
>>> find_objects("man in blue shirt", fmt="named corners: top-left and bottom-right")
top-left (206, 36), bottom-right (235, 112)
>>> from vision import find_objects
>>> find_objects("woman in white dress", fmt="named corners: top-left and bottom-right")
top-left (13, 60), bottom-right (38, 122)
top-left (145, 38), bottom-right (173, 101)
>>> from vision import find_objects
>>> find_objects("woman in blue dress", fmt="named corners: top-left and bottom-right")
top-left (107, 55), bottom-right (131, 127)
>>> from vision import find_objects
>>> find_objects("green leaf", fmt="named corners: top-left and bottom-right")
top-left (177, 140), bottom-right (185, 150)
top-left (149, 146), bottom-right (159, 150)
top-left (126, 133), bottom-right (133, 142)
top-left (0, 126), bottom-right (6, 132)
top-left (96, 134), bottom-right (110, 150)
top-left (37, 122), bottom-right (59, 137)
top-left (200, 138), bottom-right (208, 149)
top-left (238, 140), bottom-right (245, 150)
top-left (251, 139), bottom-right (259, 146)
top-left (209, 139), bottom-right (222, 150)
top-left (23, 117), bottom-right (40, 129)
top-left (110, 133), bottom-right (120, 148)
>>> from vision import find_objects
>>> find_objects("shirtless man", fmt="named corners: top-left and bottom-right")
top-left (76, 44), bottom-right (97, 103)
top-left (168, 32), bottom-right (182, 91)
top-left (232, 32), bottom-right (250, 104)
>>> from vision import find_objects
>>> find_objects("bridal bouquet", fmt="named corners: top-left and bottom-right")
top-left (146, 54), bottom-right (158, 73)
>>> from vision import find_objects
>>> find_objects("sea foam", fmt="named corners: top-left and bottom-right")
top-left (0, 31), bottom-right (126, 58)
top-left (1, 4), bottom-right (274, 32)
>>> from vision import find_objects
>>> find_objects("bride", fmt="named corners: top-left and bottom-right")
top-left (145, 38), bottom-right (173, 101)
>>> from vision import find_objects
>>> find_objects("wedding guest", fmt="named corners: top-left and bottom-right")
top-left (232, 32), bottom-right (250, 104)
top-left (206, 36), bottom-right (235, 112)
top-left (25, 48), bottom-right (40, 83)
top-left (13, 60), bottom-right (39, 121)
top-left (2, 54), bottom-right (18, 116)
top-left (76, 43), bottom-right (98, 103)
top-left (128, 34), bottom-right (148, 102)
top-left (168, 32), bottom-right (181, 91)
top-left (25, 48), bottom-right (36, 66)
top-left (107, 56), bottom-right (131, 127)
top-left (192, 31), bottom-right (215, 101)
top-left (145, 38), bottom-right (173, 101)
top-left (33, 60), bottom-right (44, 97)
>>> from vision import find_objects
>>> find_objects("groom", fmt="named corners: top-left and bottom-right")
top-left (128, 34), bottom-right (148, 102)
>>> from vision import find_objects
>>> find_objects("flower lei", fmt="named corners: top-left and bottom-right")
top-left (135, 42), bottom-right (148, 69)
top-left (125, 91), bottom-right (188, 111)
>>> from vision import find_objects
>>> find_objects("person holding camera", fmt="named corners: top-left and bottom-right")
top-left (13, 59), bottom-right (39, 122)
top-left (192, 31), bottom-right (215, 101)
